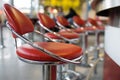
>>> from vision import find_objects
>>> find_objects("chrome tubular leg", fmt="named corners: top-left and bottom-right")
top-left (61, 64), bottom-right (85, 80)
top-left (68, 63), bottom-right (75, 71)
top-left (40, 27), bottom-right (46, 42)
top-left (42, 65), bottom-right (57, 80)
top-left (57, 65), bottom-right (63, 80)
top-left (94, 31), bottom-right (100, 59)
top-left (80, 32), bottom-right (90, 67)
top-left (92, 31), bottom-right (100, 74)
top-left (28, 32), bottom-right (34, 41)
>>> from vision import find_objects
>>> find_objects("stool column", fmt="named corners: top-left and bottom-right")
top-left (80, 32), bottom-right (90, 67)
top-left (42, 65), bottom-right (57, 80)
top-left (94, 30), bottom-right (100, 59)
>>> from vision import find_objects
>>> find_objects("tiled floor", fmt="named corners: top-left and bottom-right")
top-left (0, 26), bottom-right (104, 80)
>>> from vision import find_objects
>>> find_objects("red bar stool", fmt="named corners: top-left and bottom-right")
top-left (55, 15), bottom-right (86, 78)
top-left (55, 16), bottom-right (85, 44)
top-left (55, 16), bottom-right (86, 63)
top-left (3, 4), bottom-right (83, 80)
top-left (72, 16), bottom-right (86, 50)
top-left (72, 16), bottom-right (92, 67)
top-left (56, 15), bottom-right (86, 60)
top-left (37, 13), bottom-right (80, 44)
top-left (87, 18), bottom-right (104, 60)
top-left (84, 18), bottom-right (98, 61)
top-left (82, 18), bottom-right (98, 60)
top-left (72, 16), bottom-right (85, 28)
top-left (37, 13), bottom-right (85, 80)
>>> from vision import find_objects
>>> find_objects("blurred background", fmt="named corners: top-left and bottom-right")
top-left (0, 0), bottom-right (109, 25)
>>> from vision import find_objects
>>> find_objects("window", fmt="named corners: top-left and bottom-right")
top-left (14, 0), bottom-right (31, 14)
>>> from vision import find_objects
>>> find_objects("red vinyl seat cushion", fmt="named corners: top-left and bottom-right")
top-left (45, 31), bottom-right (79, 39)
top-left (45, 33), bottom-right (62, 39)
top-left (85, 26), bottom-right (97, 31)
top-left (59, 28), bottom-right (85, 33)
top-left (16, 42), bottom-right (82, 62)
top-left (72, 27), bottom-right (85, 33)
top-left (96, 26), bottom-right (105, 31)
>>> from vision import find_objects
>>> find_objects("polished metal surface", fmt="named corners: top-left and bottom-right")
top-left (91, 0), bottom-right (120, 16)
top-left (42, 65), bottom-right (57, 80)
top-left (109, 8), bottom-right (120, 27)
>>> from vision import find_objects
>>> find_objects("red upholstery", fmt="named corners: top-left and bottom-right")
top-left (85, 26), bottom-right (97, 31)
top-left (17, 42), bottom-right (82, 62)
top-left (88, 18), bottom-right (105, 31)
top-left (88, 18), bottom-right (98, 26)
top-left (58, 31), bottom-right (79, 39)
top-left (60, 28), bottom-right (85, 33)
top-left (56, 16), bottom-right (70, 26)
top-left (97, 26), bottom-right (105, 30)
top-left (72, 16), bottom-right (85, 26)
top-left (73, 28), bottom-right (85, 33)
top-left (37, 13), bottom-right (56, 28)
top-left (45, 31), bottom-right (79, 39)
top-left (3, 4), bottom-right (34, 38)
top-left (4, 4), bottom-right (83, 62)
top-left (45, 33), bottom-right (62, 39)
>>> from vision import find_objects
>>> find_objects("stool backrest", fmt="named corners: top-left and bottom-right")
top-left (88, 18), bottom-right (98, 26)
top-left (72, 16), bottom-right (85, 26)
top-left (37, 13), bottom-right (56, 29)
top-left (56, 16), bottom-right (69, 26)
top-left (3, 4), bottom-right (34, 38)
